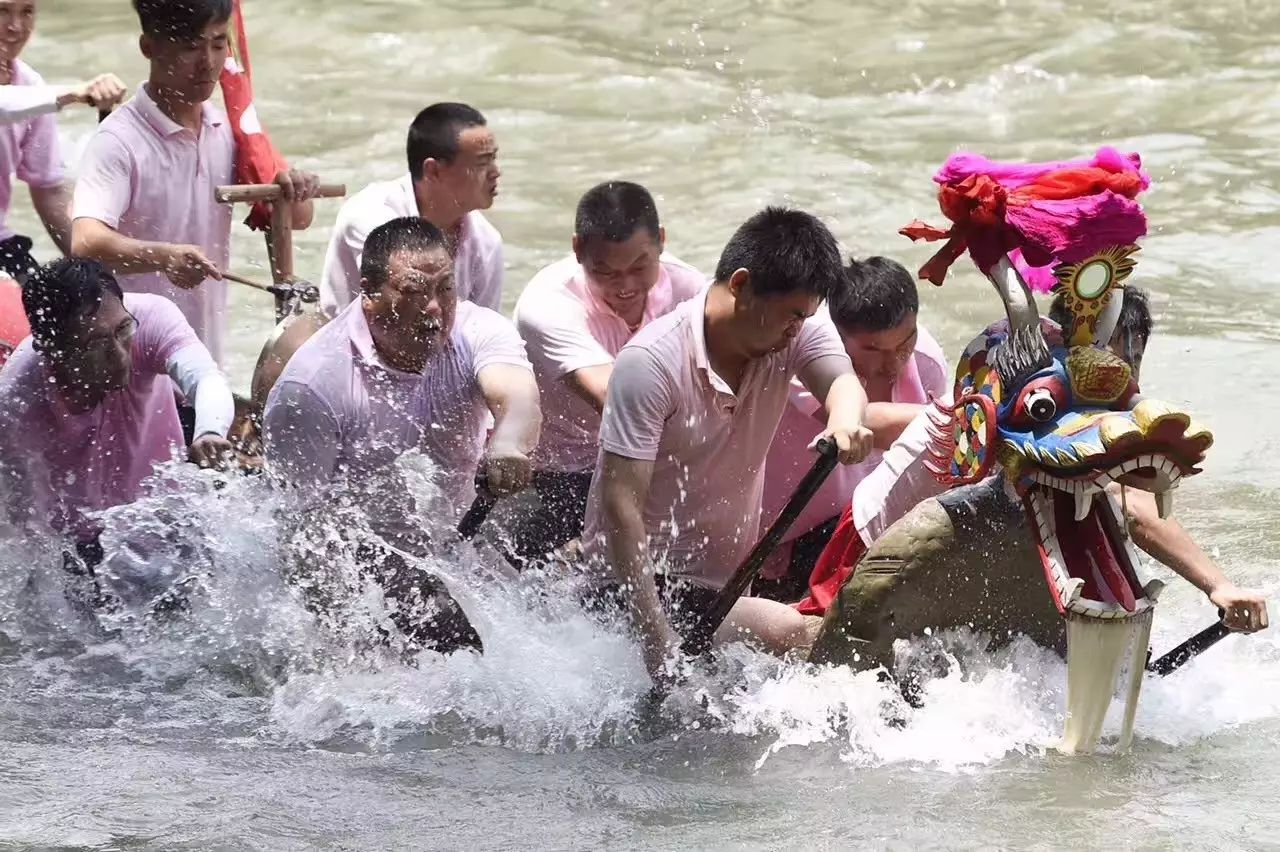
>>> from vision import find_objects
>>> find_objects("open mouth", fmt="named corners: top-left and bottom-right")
top-left (1023, 453), bottom-right (1183, 620)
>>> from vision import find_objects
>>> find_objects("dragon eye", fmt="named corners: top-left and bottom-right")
top-left (1025, 388), bottom-right (1057, 422)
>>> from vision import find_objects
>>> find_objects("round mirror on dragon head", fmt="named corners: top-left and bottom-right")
top-left (809, 147), bottom-right (1214, 754)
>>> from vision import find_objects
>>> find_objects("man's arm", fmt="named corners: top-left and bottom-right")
top-left (797, 353), bottom-right (873, 465)
top-left (864, 402), bottom-right (926, 450)
top-left (476, 363), bottom-right (542, 496)
top-left (1109, 483), bottom-right (1269, 632)
top-left (29, 183), bottom-right (73, 255)
top-left (262, 382), bottom-right (343, 487)
top-left (72, 218), bottom-right (220, 289)
top-left (564, 363), bottom-right (612, 415)
top-left (166, 343), bottom-right (235, 469)
top-left (272, 169), bottom-right (319, 230)
top-left (599, 450), bottom-right (680, 677)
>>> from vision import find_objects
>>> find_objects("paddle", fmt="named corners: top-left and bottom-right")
top-left (223, 270), bottom-right (320, 304)
top-left (1147, 610), bottom-right (1232, 677)
top-left (457, 475), bottom-right (498, 541)
top-left (681, 437), bottom-right (840, 657)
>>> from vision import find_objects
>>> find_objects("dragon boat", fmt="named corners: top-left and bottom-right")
top-left (808, 148), bottom-right (1213, 752)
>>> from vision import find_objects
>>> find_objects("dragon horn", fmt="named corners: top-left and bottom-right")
top-left (1093, 287), bottom-right (1124, 348)
top-left (987, 256), bottom-right (1053, 386)
top-left (988, 256), bottom-right (1040, 333)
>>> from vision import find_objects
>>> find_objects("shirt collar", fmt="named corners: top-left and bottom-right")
top-left (688, 285), bottom-right (733, 396)
top-left (134, 82), bottom-right (224, 138)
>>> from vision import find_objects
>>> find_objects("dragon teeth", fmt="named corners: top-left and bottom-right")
top-left (1074, 489), bottom-right (1094, 521)
top-left (1156, 490), bottom-right (1174, 519)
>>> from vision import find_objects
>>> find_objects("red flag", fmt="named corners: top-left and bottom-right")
top-left (219, 0), bottom-right (288, 231)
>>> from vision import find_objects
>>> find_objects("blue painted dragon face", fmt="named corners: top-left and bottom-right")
top-left (926, 253), bottom-right (1212, 622)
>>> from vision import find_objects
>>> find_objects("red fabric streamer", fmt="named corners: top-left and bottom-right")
top-left (219, 0), bottom-right (288, 231)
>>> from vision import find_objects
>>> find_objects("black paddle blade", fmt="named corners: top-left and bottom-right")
top-left (1147, 614), bottom-right (1231, 677)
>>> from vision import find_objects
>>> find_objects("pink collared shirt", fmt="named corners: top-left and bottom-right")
top-left (72, 84), bottom-right (234, 364)
top-left (760, 317), bottom-right (950, 557)
top-left (582, 286), bottom-right (853, 589)
top-left (0, 60), bottom-right (65, 242)
top-left (319, 175), bottom-right (504, 317)
top-left (262, 298), bottom-right (531, 511)
top-left (0, 294), bottom-right (201, 540)
top-left (514, 253), bottom-right (705, 473)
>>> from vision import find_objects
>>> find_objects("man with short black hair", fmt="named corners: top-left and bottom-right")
top-left (71, 0), bottom-right (320, 367)
top-left (320, 102), bottom-right (503, 316)
top-left (512, 181), bottom-right (704, 559)
top-left (0, 257), bottom-right (233, 545)
top-left (265, 216), bottom-right (539, 512)
top-left (759, 256), bottom-right (949, 600)
top-left (582, 207), bottom-right (872, 679)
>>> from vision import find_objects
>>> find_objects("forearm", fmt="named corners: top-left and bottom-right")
top-left (603, 496), bottom-right (667, 633)
top-left (864, 402), bottom-right (925, 450)
top-left (564, 363), bottom-right (612, 415)
top-left (71, 218), bottom-right (173, 275)
top-left (290, 199), bottom-right (315, 231)
top-left (821, 372), bottom-right (869, 433)
top-left (167, 344), bottom-right (234, 438)
top-left (488, 380), bottom-right (542, 454)
top-left (1116, 485), bottom-right (1229, 595)
top-left (30, 183), bottom-right (74, 255)
top-left (0, 85), bottom-right (60, 122)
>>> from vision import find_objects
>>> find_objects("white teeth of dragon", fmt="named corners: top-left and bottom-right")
top-left (1074, 489), bottom-right (1094, 521)
top-left (1156, 490), bottom-right (1174, 519)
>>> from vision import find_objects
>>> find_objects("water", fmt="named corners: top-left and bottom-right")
top-left (4, 0), bottom-right (1280, 847)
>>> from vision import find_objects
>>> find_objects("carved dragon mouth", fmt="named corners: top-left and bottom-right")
top-left (1022, 453), bottom-right (1180, 620)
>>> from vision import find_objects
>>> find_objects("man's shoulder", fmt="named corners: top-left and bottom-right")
top-left (618, 304), bottom-right (692, 370)
top-left (12, 59), bottom-right (45, 86)
top-left (334, 177), bottom-right (412, 231)
top-left (466, 211), bottom-right (502, 245)
top-left (658, 254), bottom-right (707, 297)
top-left (124, 292), bottom-right (183, 320)
top-left (514, 255), bottom-right (582, 322)
top-left (0, 341), bottom-right (47, 419)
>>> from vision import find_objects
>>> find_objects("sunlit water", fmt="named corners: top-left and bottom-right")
top-left (3, 1), bottom-right (1280, 848)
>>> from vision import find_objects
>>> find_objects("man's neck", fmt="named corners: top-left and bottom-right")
top-left (145, 81), bottom-right (204, 132)
top-left (412, 179), bottom-right (467, 234)
top-left (702, 284), bottom-right (749, 388)
top-left (363, 301), bottom-right (428, 374)
top-left (0, 59), bottom-right (13, 86)
top-left (51, 369), bottom-right (104, 415)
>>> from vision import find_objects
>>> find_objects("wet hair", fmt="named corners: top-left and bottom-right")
top-left (132, 0), bottom-right (232, 40)
top-left (574, 181), bottom-right (661, 245)
top-left (360, 216), bottom-right (449, 295)
top-left (21, 258), bottom-right (124, 356)
top-left (713, 207), bottom-right (843, 300)
top-left (406, 103), bottom-right (487, 178)
top-left (1048, 286), bottom-right (1153, 343)
top-left (828, 256), bottom-right (919, 333)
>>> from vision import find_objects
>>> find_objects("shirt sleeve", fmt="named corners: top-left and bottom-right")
top-left (16, 108), bottom-right (65, 188)
top-left (470, 238), bottom-right (504, 312)
top-left (166, 343), bottom-right (233, 439)
top-left (131, 295), bottom-right (202, 373)
top-left (0, 84), bottom-right (59, 124)
top-left (462, 306), bottom-right (532, 376)
top-left (318, 206), bottom-right (370, 319)
top-left (71, 129), bottom-right (133, 228)
top-left (262, 381), bottom-right (344, 487)
top-left (598, 347), bottom-right (675, 462)
top-left (788, 313), bottom-right (852, 376)
top-left (515, 291), bottom-right (613, 378)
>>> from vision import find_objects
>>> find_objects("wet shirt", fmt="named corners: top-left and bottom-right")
top-left (0, 294), bottom-right (200, 540)
top-left (72, 84), bottom-right (234, 365)
top-left (319, 175), bottom-right (504, 317)
top-left (0, 60), bottom-right (65, 242)
top-left (581, 286), bottom-right (852, 589)
top-left (262, 298), bottom-right (531, 510)
top-left (514, 253), bottom-right (705, 473)
top-left (761, 317), bottom-right (949, 547)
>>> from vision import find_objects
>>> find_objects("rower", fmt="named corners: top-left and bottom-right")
top-left (511, 181), bottom-right (705, 562)
top-left (581, 207), bottom-right (873, 681)
top-left (70, 0), bottom-right (321, 376)
top-left (0, 0), bottom-right (127, 280)
top-left (0, 258), bottom-right (233, 575)
top-left (262, 217), bottom-right (540, 648)
top-left (320, 103), bottom-right (504, 317)
top-left (758, 256), bottom-right (950, 602)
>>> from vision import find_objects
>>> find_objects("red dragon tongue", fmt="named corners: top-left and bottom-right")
top-left (1052, 491), bottom-right (1138, 612)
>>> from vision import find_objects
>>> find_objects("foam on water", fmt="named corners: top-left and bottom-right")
top-left (2, 459), bottom-right (1277, 776)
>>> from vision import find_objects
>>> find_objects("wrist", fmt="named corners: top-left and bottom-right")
top-left (56, 90), bottom-right (83, 110)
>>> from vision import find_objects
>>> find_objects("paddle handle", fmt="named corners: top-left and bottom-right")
top-left (1147, 611), bottom-right (1231, 677)
top-left (682, 437), bottom-right (840, 656)
top-left (215, 183), bottom-right (347, 203)
top-left (457, 474), bottom-right (498, 540)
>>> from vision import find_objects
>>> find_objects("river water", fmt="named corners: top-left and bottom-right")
top-left (3, 0), bottom-right (1280, 849)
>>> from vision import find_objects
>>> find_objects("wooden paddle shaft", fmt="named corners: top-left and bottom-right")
top-left (214, 184), bottom-right (347, 203)
top-left (222, 271), bottom-right (273, 293)
top-left (682, 437), bottom-right (840, 656)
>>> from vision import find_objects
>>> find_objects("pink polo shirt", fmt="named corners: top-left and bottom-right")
top-left (514, 253), bottom-right (705, 473)
top-left (319, 175), bottom-right (504, 317)
top-left (0, 60), bottom-right (65, 241)
top-left (73, 84), bottom-right (234, 365)
top-left (581, 286), bottom-right (852, 589)
top-left (262, 298), bottom-right (531, 511)
top-left (760, 318), bottom-right (950, 558)
top-left (0, 294), bottom-right (198, 540)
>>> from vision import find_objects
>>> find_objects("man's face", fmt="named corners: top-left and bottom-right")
top-left (431, 126), bottom-right (500, 212)
top-left (53, 293), bottom-right (135, 401)
top-left (841, 312), bottom-right (918, 386)
top-left (364, 247), bottom-right (457, 362)
top-left (731, 273), bottom-right (820, 358)
top-left (142, 17), bottom-right (230, 104)
top-left (0, 0), bottom-right (35, 65)
top-left (1109, 327), bottom-right (1147, 384)
top-left (575, 228), bottom-right (665, 320)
